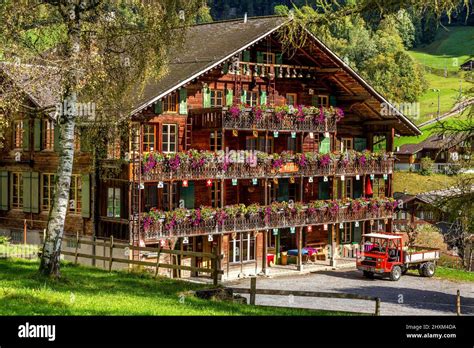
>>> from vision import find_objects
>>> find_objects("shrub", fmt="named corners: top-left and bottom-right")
top-left (0, 236), bottom-right (10, 245)
top-left (420, 157), bottom-right (434, 175)
top-left (414, 224), bottom-right (448, 252)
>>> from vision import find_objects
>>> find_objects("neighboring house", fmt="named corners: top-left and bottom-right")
top-left (460, 59), bottom-right (473, 71)
top-left (0, 16), bottom-right (421, 279)
top-left (395, 133), bottom-right (472, 173)
top-left (393, 186), bottom-right (473, 234)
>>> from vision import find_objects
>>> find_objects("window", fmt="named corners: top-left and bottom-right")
top-left (210, 90), bottom-right (224, 107)
top-left (162, 182), bottom-right (178, 211)
top-left (287, 136), bottom-right (297, 153)
top-left (163, 94), bottom-right (178, 113)
top-left (439, 151), bottom-right (446, 160)
top-left (210, 131), bottom-right (222, 151)
top-left (211, 182), bottom-right (221, 208)
top-left (286, 93), bottom-right (297, 106)
top-left (399, 210), bottom-right (407, 220)
top-left (318, 95), bottom-right (329, 107)
top-left (143, 124), bottom-right (155, 152)
top-left (268, 183), bottom-right (278, 203)
top-left (107, 137), bottom-right (121, 159)
top-left (245, 90), bottom-right (258, 106)
top-left (229, 232), bottom-right (255, 263)
top-left (42, 119), bottom-right (54, 150)
top-left (13, 120), bottom-right (23, 148)
top-left (262, 52), bottom-right (275, 64)
top-left (74, 130), bottom-right (81, 152)
top-left (41, 173), bottom-right (55, 211)
top-left (162, 124), bottom-right (177, 153)
top-left (341, 138), bottom-right (353, 152)
top-left (11, 172), bottom-right (23, 209)
top-left (345, 178), bottom-right (353, 198)
top-left (107, 187), bottom-right (121, 218)
top-left (69, 175), bottom-right (82, 214)
top-left (341, 223), bottom-right (352, 243)
top-left (425, 211), bottom-right (434, 220)
top-left (372, 178), bottom-right (385, 198)
top-left (246, 136), bottom-right (273, 153)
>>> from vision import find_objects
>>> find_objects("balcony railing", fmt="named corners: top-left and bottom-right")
top-left (224, 105), bottom-right (341, 132)
top-left (140, 198), bottom-right (397, 241)
top-left (139, 150), bottom-right (394, 182)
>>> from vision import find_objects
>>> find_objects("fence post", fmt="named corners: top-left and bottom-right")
top-left (154, 244), bottom-right (162, 279)
top-left (456, 290), bottom-right (461, 316)
top-left (375, 298), bottom-right (381, 316)
top-left (108, 236), bottom-right (114, 272)
top-left (23, 219), bottom-right (27, 245)
top-left (92, 235), bottom-right (96, 267)
top-left (212, 245), bottom-right (218, 286)
top-left (250, 277), bottom-right (257, 305)
top-left (74, 231), bottom-right (79, 265)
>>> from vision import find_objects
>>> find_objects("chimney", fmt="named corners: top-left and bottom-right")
top-left (244, 12), bottom-right (247, 23)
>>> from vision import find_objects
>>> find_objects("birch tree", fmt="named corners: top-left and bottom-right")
top-left (0, 0), bottom-right (202, 277)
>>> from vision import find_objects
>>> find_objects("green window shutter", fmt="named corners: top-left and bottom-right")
top-left (179, 88), bottom-right (187, 115)
top-left (318, 180), bottom-right (330, 200)
top-left (23, 172), bottom-right (32, 213)
top-left (81, 174), bottom-right (91, 218)
top-left (80, 128), bottom-right (91, 153)
top-left (202, 87), bottom-right (211, 108)
top-left (34, 119), bottom-right (41, 151)
top-left (329, 95), bottom-right (337, 106)
top-left (256, 51), bottom-right (264, 63)
top-left (242, 51), bottom-right (250, 62)
top-left (311, 95), bottom-right (319, 107)
top-left (22, 119), bottom-right (30, 151)
top-left (226, 89), bottom-right (233, 106)
top-left (260, 91), bottom-right (267, 106)
top-left (53, 123), bottom-right (60, 152)
top-left (223, 62), bottom-right (229, 74)
top-left (277, 179), bottom-right (289, 202)
top-left (180, 181), bottom-right (195, 209)
top-left (31, 172), bottom-right (39, 213)
top-left (275, 53), bottom-right (283, 77)
top-left (354, 137), bottom-right (367, 152)
top-left (154, 101), bottom-right (163, 115)
top-left (240, 89), bottom-right (247, 104)
top-left (0, 171), bottom-right (9, 211)
top-left (353, 222), bottom-right (362, 243)
top-left (319, 137), bottom-right (330, 154)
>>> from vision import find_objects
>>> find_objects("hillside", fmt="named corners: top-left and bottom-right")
top-left (408, 26), bottom-right (473, 125)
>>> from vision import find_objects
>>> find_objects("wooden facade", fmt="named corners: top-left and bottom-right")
top-left (0, 18), bottom-right (420, 279)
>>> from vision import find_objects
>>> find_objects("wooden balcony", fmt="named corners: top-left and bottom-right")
top-left (140, 199), bottom-right (396, 241)
top-left (138, 151), bottom-right (394, 182)
top-left (190, 106), bottom-right (340, 133)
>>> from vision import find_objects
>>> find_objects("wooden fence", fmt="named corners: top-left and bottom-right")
top-left (61, 234), bottom-right (224, 285)
top-left (229, 277), bottom-right (381, 315)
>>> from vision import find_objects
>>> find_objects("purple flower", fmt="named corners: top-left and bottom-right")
top-left (229, 106), bottom-right (241, 119)
top-left (358, 155), bottom-right (367, 166)
top-left (272, 158), bottom-right (284, 170)
top-left (168, 155), bottom-right (181, 171)
top-left (298, 153), bottom-right (308, 168)
top-left (320, 154), bottom-right (331, 167)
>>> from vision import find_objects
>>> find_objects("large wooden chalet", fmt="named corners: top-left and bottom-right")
top-left (0, 17), bottom-right (421, 279)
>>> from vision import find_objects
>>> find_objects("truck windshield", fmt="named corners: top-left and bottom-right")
top-left (363, 239), bottom-right (388, 253)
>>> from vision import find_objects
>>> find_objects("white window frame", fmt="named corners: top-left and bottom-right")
top-left (162, 124), bottom-right (177, 153)
top-left (229, 232), bottom-right (255, 263)
top-left (107, 187), bottom-right (121, 218)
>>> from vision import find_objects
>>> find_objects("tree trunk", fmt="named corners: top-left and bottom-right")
top-left (39, 108), bottom-right (76, 276)
top-left (39, 2), bottom-right (81, 277)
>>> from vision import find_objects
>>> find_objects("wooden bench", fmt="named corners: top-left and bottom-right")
top-left (306, 242), bottom-right (328, 261)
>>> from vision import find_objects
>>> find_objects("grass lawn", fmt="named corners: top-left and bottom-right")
top-left (407, 26), bottom-right (473, 125)
top-left (0, 243), bottom-right (39, 258)
top-left (392, 172), bottom-right (463, 194)
top-left (435, 266), bottom-right (474, 282)
top-left (0, 259), bottom-right (354, 316)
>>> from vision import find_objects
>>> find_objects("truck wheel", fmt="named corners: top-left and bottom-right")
top-left (363, 271), bottom-right (375, 279)
top-left (390, 265), bottom-right (402, 281)
top-left (421, 262), bottom-right (436, 277)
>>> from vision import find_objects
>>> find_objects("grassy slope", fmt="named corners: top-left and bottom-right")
top-left (0, 259), bottom-right (353, 316)
top-left (435, 266), bottom-right (474, 282)
top-left (407, 26), bottom-right (473, 125)
top-left (392, 172), bottom-right (460, 194)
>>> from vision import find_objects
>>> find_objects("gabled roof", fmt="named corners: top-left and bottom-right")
top-left (132, 16), bottom-right (287, 115)
top-left (394, 185), bottom-right (474, 206)
top-left (396, 133), bottom-right (468, 155)
top-left (132, 16), bottom-right (421, 136)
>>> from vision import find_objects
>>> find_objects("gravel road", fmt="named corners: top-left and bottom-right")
top-left (226, 269), bottom-right (474, 316)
